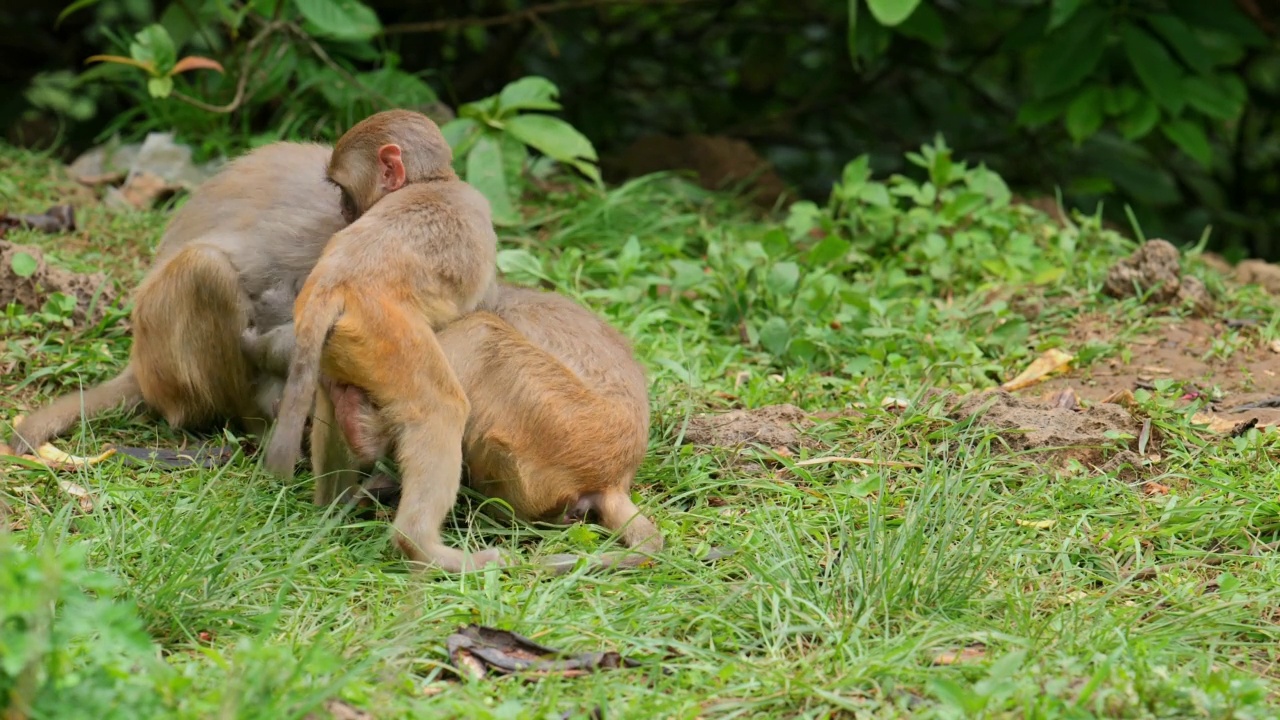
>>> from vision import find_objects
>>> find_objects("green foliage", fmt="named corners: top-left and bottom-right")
top-left (442, 76), bottom-right (601, 225)
top-left (0, 534), bottom-right (166, 718)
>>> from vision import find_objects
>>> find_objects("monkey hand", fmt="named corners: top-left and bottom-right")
top-left (241, 323), bottom-right (295, 375)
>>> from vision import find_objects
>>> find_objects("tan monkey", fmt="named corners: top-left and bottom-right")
top-left (312, 281), bottom-right (662, 575)
top-left (9, 142), bottom-right (346, 453)
top-left (262, 109), bottom-right (503, 573)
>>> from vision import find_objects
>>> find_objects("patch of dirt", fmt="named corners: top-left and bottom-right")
top-left (1028, 314), bottom-right (1280, 428)
top-left (0, 240), bottom-right (118, 325)
top-left (950, 391), bottom-right (1149, 476)
top-left (680, 404), bottom-right (818, 450)
top-left (1103, 239), bottom-right (1213, 315)
top-left (606, 134), bottom-right (791, 207)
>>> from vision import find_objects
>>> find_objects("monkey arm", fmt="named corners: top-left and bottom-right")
top-left (241, 323), bottom-right (296, 375)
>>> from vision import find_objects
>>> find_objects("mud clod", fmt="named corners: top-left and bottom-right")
top-left (1103, 239), bottom-right (1212, 314)
top-left (951, 391), bottom-right (1148, 473)
top-left (681, 404), bottom-right (815, 449)
top-left (0, 240), bottom-right (118, 325)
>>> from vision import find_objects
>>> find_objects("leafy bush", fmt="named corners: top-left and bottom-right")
top-left (0, 534), bottom-right (167, 718)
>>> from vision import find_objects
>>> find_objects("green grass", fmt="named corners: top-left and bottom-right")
top-left (3, 140), bottom-right (1280, 719)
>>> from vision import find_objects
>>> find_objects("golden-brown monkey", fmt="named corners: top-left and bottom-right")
top-left (262, 109), bottom-right (503, 573)
top-left (9, 142), bottom-right (346, 453)
top-left (312, 281), bottom-right (662, 575)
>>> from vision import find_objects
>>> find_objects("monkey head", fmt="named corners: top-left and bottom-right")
top-left (327, 109), bottom-right (456, 222)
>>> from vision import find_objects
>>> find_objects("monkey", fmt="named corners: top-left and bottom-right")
top-left (261, 109), bottom-right (504, 574)
top-left (273, 278), bottom-right (663, 575)
top-left (9, 142), bottom-right (347, 454)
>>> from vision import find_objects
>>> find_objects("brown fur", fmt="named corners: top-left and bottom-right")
top-left (10, 142), bottom-right (345, 453)
top-left (263, 110), bottom-right (501, 573)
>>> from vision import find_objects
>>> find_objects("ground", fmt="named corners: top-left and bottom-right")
top-left (2, 141), bottom-right (1280, 719)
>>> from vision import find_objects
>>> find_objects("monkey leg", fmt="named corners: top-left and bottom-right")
top-left (329, 302), bottom-right (505, 573)
top-left (9, 367), bottom-right (144, 454)
top-left (436, 313), bottom-right (661, 566)
top-left (309, 382), bottom-right (365, 506)
top-left (131, 243), bottom-right (266, 434)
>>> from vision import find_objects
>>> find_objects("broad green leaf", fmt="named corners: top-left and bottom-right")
top-left (440, 118), bottom-right (482, 159)
top-left (1169, 0), bottom-right (1268, 47)
top-left (1031, 7), bottom-right (1108, 97)
top-left (807, 235), bottom-right (851, 266)
top-left (1117, 96), bottom-right (1161, 140)
top-left (1065, 85), bottom-right (1104, 142)
top-left (847, 0), bottom-right (859, 64)
top-left (10, 252), bottom-right (38, 278)
top-left (147, 76), bottom-right (174, 98)
top-left (1183, 75), bottom-right (1245, 121)
top-left (669, 259), bottom-right (705, 292)
top-left (895, 1), bottom-right (943, 47)
top-left (1162, 118), bottom-right (1212, 167)
top-left (785, 201), bottom-right (822, 240)
top-left (496, 76), bottom-right (562, 112)
top-left (495, 248), bottom-right (544, 281)
top-left (568, 158), bottom-right (603, 185)
top-left (1103, 85), bottom-right (1141, 115)
top-left (758, 317), bottom-right (791, 356)
top-left (292, 0), bottom-right (381, 41)
top-left (356, 67), bottom-right (438, 106)
top-left (866, 0), bottom-right (920, 26)
top-left (1122, 23), bottom-right (1186, 113)
top-left (765, 262), bottom-right (801, 297)
top-left (499, 130), bottom-right (528, 194)
top-left (130, 24), bottom-right (177, 75)
top-left (504, 114), bottom-right (599, 162)
top-left (465, 133), bottom-right (520, 226)
top-left (1016, 95), bottom-right (1072, 128)
top-left (1047, 0), bottom-right (1083, 31)
top-left (1147, 14), bottom-right (1214, 75)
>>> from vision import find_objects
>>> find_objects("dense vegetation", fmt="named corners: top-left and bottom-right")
top-left (6, 0), bottom-right (1280, 258)
top-left (4, 1), bottom-right (1280, 717)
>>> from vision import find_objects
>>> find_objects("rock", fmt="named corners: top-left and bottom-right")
top-left (1235, 259), bottom-right (1280, 294)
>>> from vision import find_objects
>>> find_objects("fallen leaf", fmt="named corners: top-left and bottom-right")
top-left (35, 443), bottom-right (117, 468)
top-left (111, 170), bottom-right (180, 209)
top-left (1016, 518), bottom-right (1056, 530)
top-left (1043, 387), bottom-right (1080, 410)
top-left (446, 625), bottom-right (643, 681)
top-left (1001, 348), bottom-right (1074, 391)
top-left (1101, 388), bottom-right (1138, 407)
top-left (931, 645), bottom-right (986, 665)
top-left (1271, 339), bottom-right (1280, 354)
top-left (880, 396), bottom-right (910, 410)
top-left (1142, 481), bottom-right (1170, 496)
top-left (113, 444), bottom-right (237, 469)
top-left (57, 480), bottom-right (95, 513)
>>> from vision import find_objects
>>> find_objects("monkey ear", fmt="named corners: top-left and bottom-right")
top-left (377, 144), bottom-right (406, 192)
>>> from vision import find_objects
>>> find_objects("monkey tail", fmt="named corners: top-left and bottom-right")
top-left (9, 366), bottom-right (143, 454)
top-left (262, 293), bottom-right (344, 479)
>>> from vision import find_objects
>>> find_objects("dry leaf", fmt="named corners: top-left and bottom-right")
top-left (1270, 339), bottom-right (1280, 354)
top-left (931, 645), bottom-right (986, 665)
top-left (1142, 481), bottom-right (1170, 496)
top-left (446, 625), bottom-right (643, 681)
top-left (1016, 518), bottom-right (1056, 529)
top-left (880, 396), bottom-right (910, 410)
top-left (791, 455), bottom-right (922, 470)
top-left (57, 480), bottom-right (95, 513)
top-left (1043, 387), bottom-right (1080, 410)
top-left (1101, 388), bottom-right (1138, 407)
top-left (1189, 412), bottom-right (1274, 434)
top-left (1001, 348), bottom-right (1074, 391)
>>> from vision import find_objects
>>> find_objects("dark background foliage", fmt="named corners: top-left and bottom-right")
top-left (5, 0), bottom-right (1280, 260)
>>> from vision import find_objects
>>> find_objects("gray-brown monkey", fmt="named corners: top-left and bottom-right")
top-left (261, 109), bottom-right (503, 573)
top-left (9, 142), bottom-right (346, 452)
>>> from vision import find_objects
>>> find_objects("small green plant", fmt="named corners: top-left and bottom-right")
top-left (0, 535), bottom-right (168, 718)
top-left (441, 76), bottom-right (602, 225)
top-left (84, 24), bottom-right (226, 100)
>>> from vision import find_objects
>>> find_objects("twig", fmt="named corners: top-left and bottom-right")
top-left (287, 22), bottom-right (397, 109)
top-left (1125, 539), bottom-right (1280, 582)
top-left (382, 0), bottom-right (711, 36)
top-left (169, 21), bottom-right (285, 114)
top-left (791, 456), bottom-right (923, 470)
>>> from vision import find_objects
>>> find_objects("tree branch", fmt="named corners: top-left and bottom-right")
top-left (381, 0), bottom-right (711, 36)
